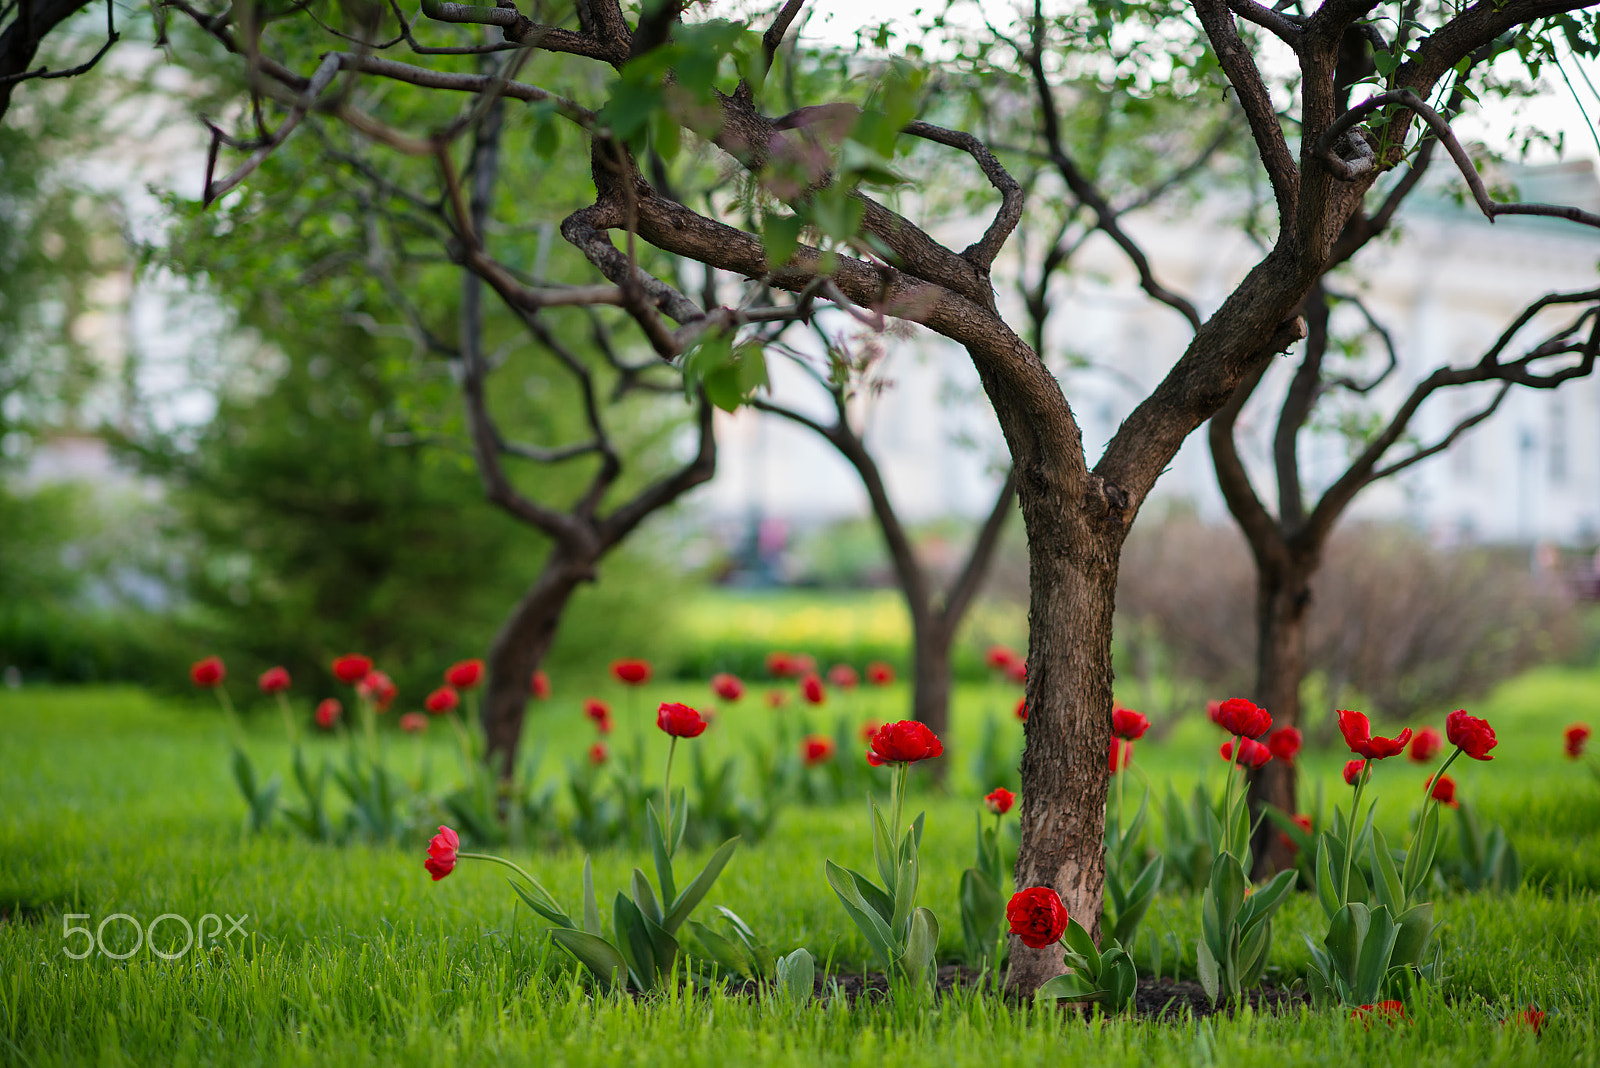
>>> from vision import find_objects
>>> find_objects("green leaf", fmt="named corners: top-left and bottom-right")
top-left (1111, 856), bottom-right (1164, 946)
top-left (1369, 825), bottom-right (1405, 913)
top-left (959, 867), bottom-right (1003, 963)
top-left (613, 892), bottom-right (656, 988)
top-left (896, 906), bottom-right (939, 984)
top-left (631, 868), bottom-right (663, 926)
top-left (1324, 902), bottom-right (1369, 988)
top-left (1209, 853), bottom-right (1247, 930)
top-left (714, 906), bottom-right (775, 979)
top-left (826, 859), bottom-right (897, 972)
top-left (645, 801), bottom-right (677, 908)
top-left (550, 928), bottom-right (628, 990)
top-left (1036, 972), bottom-right (1098, 1001)
top-left (507, 877), bottom-right (575, 929)
top-left (871, 797), bottom-right (897, 892)
top-left (661, 836), bottom-right (739, 933)
top-left (1237, 868), bottom-right (1297, 932)
top-left (687, 920), bottom-right (752, 977)
top-left (776, 948), bottom-right (814, 1002)
top-left (1354, 905), bottom-right (1398, 1004)
top-left (671, 786), bottom-right (688, 854)
top-left (1402, 801), bottom-right (1440, 900)
top-left (582, 855), bottom-right (602, 937)
top-left (761, 214), bottom-right (804, 271)
top-left (1196, 935), bottom-right (1220, 1005)
top-left (890, 851), bottom-right (918, 936)
top-left (1061, 917), bottom-right (1101, 974)
top-left (1389, 901), bottom-right (1434, 969)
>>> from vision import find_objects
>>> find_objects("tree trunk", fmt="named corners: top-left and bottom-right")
top-left (1006, 514), bottom-right (1121, 993)
top-left (909, 614), bottom-right (952, 783)
top-left (482, 549), bottom-right (594, 779)
top-left (1246, 560), bottom-right (1313, 877)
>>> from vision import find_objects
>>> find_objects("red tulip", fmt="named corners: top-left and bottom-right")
top-left (1206, 699), bottom-right (1225, 729)
top-left (358, 670), bottom-right (398, 711)
top-left (190, 656), bottom-right (226, 688)
top-left (826, 664), bottom-right (859, 689)
top-left (588, 741), bottom-right (609, 765)
top-left (314, 698), bottom-right (342, 730)
top-left (1408, 726), bottom-right (1443, 763)
top-left (1350, 1001), bottom-right (1406, 1027)
top-left (530, 670), bottom-right (551, 700)
top-left (859, 720), bottom-right (882, 742)
top-left (1214, 698), bottom-right (1271, 739)
top-left (1565, 723), bottom-right (1591, 760)
top-left (656, 701), bottom-right (707, 738)
top-left (1015, 698), bottom-right (1027, 722)
top-left (1446, 709), bottom-right (1497, 761)
top-left (710, 673), bottom-right (745, 702)
top-left (800, 672), bottom-right (826, 705)
top-left (866, 720), bottom-right (943, 766)
top-left (1343, 758), bottom-right (1366, 786)
top-left (425, 686), bottom-right (460, 715)
top-left (1508, 1006), bottom-right (1546, 1033)
top-left (445, 659), bottom-right (484, 690)
top-left (1006, 887), bottom-right (1070, 948)
top-left (1109, 738), bottom-right (1134, 773)
top-left (1426, 773), bottom-right (1459, 808)
top-left (984, 787), bottom-right (1016, 816)
top-left (1005, 660), bottom-right (1028, 684)
top-left (424, 825), bottom-right (459, 881)
top-left (1280, 813), bottom-right (1313, 855)
top-left (610, 659), bottom-right (652, 686)
top-left (1220, 737), bottom-right (1272, 770)
top-left (766, 689), bottom-right (789, 709)
top-left (985, 645), bottom-right (1019, 670)
top-left (801, 734), bottom-right (836, 766)
top-left (399, 712), bottom-right (428, 734)
top-left (1337, 709), bottom-right (1412, 760)
top-left (332, 654), bottom-right (372, 685)
top-left (1111, 705), bottom-right (1149, 742)
top-left (866, 661), bottom-right (895, 686)
top-left (1266, 726), bottom-right (1302, 762)
top-left (258, 666), bottom-right (291, 694)
top-left (583, 698), bottom-right (612, 734)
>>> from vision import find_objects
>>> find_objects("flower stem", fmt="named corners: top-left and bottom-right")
top-left (891, 762), bottom-right (907, 855)
top-left (275, 692), bottom-right (298, 745)
top-left (458, 850), bottom-right (543, 888)
top-left (663, 736), bottom-right (679, 859)
top-left (1340, 760), bottom-right (1371, 906)
top-left (1221, 734), bottom-right (1243, 857)
top-left (1408, 746), bottom-right (1464, 852)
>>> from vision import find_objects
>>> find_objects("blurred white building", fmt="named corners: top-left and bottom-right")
top-left (700, 160), bottom-right (1600, 549)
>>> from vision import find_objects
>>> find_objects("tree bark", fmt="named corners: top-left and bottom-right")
top-left (908, 614), bottom-right (952, 748)
top-left (1246, 558), bottom-right (1314, 877)
top-left (482, 549), bottom-right (595, 779)
top-left (1006, 505), bottom-right (1122, 992)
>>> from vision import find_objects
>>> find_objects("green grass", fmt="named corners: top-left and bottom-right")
top-left (3, 669), bottom-right (1600, 1066)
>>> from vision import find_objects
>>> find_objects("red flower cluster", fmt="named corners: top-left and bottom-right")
top-left (1109, 738), bottom-right (1134, 773)
top-left (984, 787), bottom-right (1015, 816)
top-left (611, 659), bottom-right (652, 686)
top-left (711, 673), bottom-right (745, 702)
top-left (1446, 709), bottom-right (1496, 761)
top-left (1111, 705), bottom-right (1149, 742)
top-left (588, 741), bottom-right (609, 766)
top-left (826, 664), bottom-right (859, 689)
top-left (1266, 726), bottom-right (1301, 762)
top-left (1214, 698), bottom-right (1271, 739)
top-left (1338, 709), bottom-right (1411, 760)
top-left (985, 645), bottom-right (1020, 671)
top-left (445, 659), bottom-right (483, 690)
top-left (1006, 887), bottom-right (1069, 949)
top-left (1408, 726), bottom-right (1443, 763)
top-left (399, 712), bottom-right (428, 734)
top-left (530, 670), bottom-right (551, 700)
top-left (332, 654), bottom-right (372, 685)
top-left (656, 701), bottom-right (707, 739)
top-left (1566, 723), bottom-right (1591, 760)
top-left (358, 670), bottom-right (397, 711)
top-left (1279, 813), bottom-right (1314, 855)
top-left (802, 734), bottom-right (836, 766)
top-left (1220, 737), bottom-right (1272, 770)
top-left (1427, 773), bottom-right (1459, 808)
top-left (314, 698), bottom-right (341, 730)
top-left (425, 825), bottom-right (459, 881)
top-left (866, 662), bottom-right (895, 686)
top-left (583, 697), bottom-right (612, 734)
top-left (258, 666), bottom-right (290, 694)
top-left (765, 651), bottom-right (815, 678)
top-left (800, 672), bottom-right (826, 706)
top-left (190, 656), bottom-right (226, 688)
top-left (866, 720), bottom-right (943, 766)
top-left (425, 686), bottom-right (459, 715)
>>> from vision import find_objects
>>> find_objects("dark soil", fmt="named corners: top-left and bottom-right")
top-left (725, 965), bottom-right (1307, 1019)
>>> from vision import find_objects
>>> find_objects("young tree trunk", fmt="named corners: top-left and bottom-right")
top-left (481, 549), bottom-right (594, 779)
top-left (909, 614), bottom-right (952, 779)
top-left (1006, 511), bottom-right (1122, 992)
top-left (1246, 559), bottom-right (1314, 877)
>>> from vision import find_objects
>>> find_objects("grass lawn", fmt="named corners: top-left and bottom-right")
top-left (3, 668), bottom-right (1600, 1066)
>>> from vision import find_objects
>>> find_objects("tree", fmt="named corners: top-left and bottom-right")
top-left (0, 0), bottom-right (120, 123)
top-left (166, 0), bottom-right (1600, 993)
